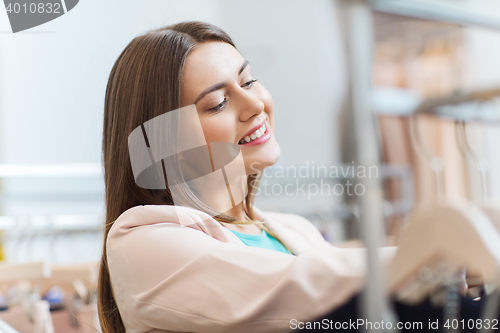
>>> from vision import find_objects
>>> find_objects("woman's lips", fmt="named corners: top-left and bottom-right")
top-left (238, 122), bottom-right (271, 147)
top-left (239, 119), bottom-right (266, 141)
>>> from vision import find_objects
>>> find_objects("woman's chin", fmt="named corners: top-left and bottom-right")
top-left (244, 145), bottom-right (281, 174)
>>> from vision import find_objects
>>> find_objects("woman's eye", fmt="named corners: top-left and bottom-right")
top-left (208, 98), bottom-right (228, 113)
top-left (206, 80), bottom-right (257, 113)
top-left (242, 79), bottom-right (258, 88)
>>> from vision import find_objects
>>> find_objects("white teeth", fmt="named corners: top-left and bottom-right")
top-left (239, 123), bottom-right (267, 144)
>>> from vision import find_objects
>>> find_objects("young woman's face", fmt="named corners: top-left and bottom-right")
top-left (181, 41), bottom-right (280, 174)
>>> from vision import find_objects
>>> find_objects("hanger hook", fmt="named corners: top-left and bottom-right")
top-left (455, 119), bottom-right (489, 202)
top-left (409, 113), bottom-right (445, 201)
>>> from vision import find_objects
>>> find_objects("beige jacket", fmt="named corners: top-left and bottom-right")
top-left (107, 205), bottom-right (395, 333)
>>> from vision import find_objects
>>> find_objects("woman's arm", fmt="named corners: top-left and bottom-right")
top-left (107, 221), bottom-right (382, 333)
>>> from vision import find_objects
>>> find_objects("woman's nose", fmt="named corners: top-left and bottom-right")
top-left (237, 90), bottom-right (265, 122)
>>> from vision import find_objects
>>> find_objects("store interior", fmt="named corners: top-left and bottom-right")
top-left (1, 0), bottom-right (500, 331)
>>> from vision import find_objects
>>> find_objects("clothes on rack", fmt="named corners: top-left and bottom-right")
top-left (297, 291), bottom-right (490, 332)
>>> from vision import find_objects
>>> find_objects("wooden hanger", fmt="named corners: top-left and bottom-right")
top-left (387, 114), bottom-right (500, 303)
top-left (388, 198), bottom-right (500, 302)
top-left (0, 318), bottom-right (19, 333)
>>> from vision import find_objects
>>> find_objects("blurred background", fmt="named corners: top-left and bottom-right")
top-left (1, 0), bottom-right (500, 331)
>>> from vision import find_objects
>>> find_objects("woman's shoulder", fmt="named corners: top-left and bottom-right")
top-left (108, 204), bottom-right (241, 244)
top-left (112, 204), bottom-right (212, 229)
top-left (108, 205), bottom-right (191, 242)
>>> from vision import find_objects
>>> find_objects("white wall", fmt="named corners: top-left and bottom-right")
top-left (0, 0), bottom-right (223, 165)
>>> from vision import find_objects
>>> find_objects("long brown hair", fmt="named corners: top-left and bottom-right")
top-left (98, 21), bottom-right (268, 332)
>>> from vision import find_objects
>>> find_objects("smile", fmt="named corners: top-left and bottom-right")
top-left (238, 123), bottom-right (271, 147)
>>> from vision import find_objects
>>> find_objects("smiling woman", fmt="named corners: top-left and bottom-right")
top-left (99, 21), bottom-right (394, 333)
top-left (183, 43), bottom-right (278, 158)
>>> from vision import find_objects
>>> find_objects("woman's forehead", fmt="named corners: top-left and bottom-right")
top-left (182, 42), bottom-right (245, 102)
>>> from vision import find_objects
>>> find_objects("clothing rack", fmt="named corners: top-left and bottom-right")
top-left (343, 0), bottom-right (500, 331)
top-left (371, 0), bottom-right (500, 31)
top-left (415, 88), bottom-right (500, 122)
top-left (0, 163), bottom-right (103, 261)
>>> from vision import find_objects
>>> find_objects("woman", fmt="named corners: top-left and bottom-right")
top-left (99, 21), bottom-right (392, 333)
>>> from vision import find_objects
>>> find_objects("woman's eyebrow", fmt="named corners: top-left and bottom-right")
top-left (194, 60), bottom-right (250, 104)
top-left (194, 82), bottom-right (227, 104)
top-left (239, 60), bottom-right (249, 75)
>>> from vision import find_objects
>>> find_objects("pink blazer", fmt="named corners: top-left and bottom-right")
top-left (107, 205), bottom-right (395, 333)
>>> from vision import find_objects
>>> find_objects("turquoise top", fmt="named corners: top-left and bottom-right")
top-left (229, 229), bottom-right (291, 255)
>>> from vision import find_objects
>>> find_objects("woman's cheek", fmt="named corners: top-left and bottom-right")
top-left (202, 117), bottom-right (235, 143)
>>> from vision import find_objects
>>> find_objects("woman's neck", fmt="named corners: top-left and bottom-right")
top-left (224, 201), bottom-right (248, 222)
top-left (221, 202), bottom-right (262, 235)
